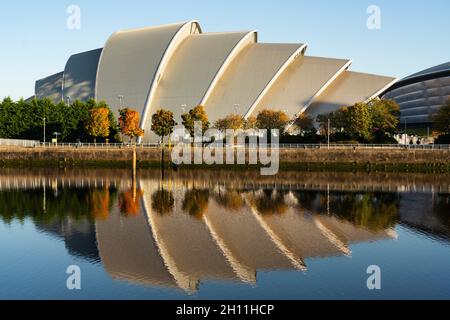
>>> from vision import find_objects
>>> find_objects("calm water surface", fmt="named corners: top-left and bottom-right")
top-left (0, 169), bottom-right (449, 300)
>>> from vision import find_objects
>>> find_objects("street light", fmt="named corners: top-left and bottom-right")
top-left (43, 117), bottom-right (46, 144)
top-left (118, 95), bottom-right (124, 108)
top-left (327, 118), bottom-right (331, 149)
top-left (38, 116), bottom-right (46, 144)
top-left (404, 117), bottom-right (408, 145)
top-left (53, 132), bottom-right (61, 144)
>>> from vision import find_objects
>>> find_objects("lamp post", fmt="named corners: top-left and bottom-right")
top-left (327, 118), bottom-right (331, 149)
top-left (53, 132), bottom-right (61, 146)
top-left (118, 95), bottom-right (124, 108)
top-left (404, 117), bottom-right (408, 145)
top-left (43, 117), bottom-right (46, 144)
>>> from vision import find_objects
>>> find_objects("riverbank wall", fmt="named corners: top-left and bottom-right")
top-left (0, 146), bottom-right (450, 172)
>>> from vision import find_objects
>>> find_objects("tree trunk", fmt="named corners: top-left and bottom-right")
top-left (132, 143), bottom-right (137, 200)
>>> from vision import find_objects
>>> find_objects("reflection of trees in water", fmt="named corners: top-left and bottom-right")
top-left (434, 194), bottom-right (450, 228)
top-left (294, 190), bottom-right (399, 231)
top-left (251, 189), bottom-right (289, 215)
top-left (213, 190), bottom-right (245, 212)
top-left (151, 189), bottom-right (175, 215)
top-left (0, 187), bottom-right (117, 224)
top-left (292, 190), bottom-right (321, 212)
top-left (182, 189), bottom-right (210, 219)
top-left (329, 192), bottom-right (399, 231)
top-left (118, 189), bottom-right (144, 217)
top-left (89, 188), bottom-right (116, 220)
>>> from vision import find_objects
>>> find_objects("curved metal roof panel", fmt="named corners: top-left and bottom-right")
top-left (305, 71), bottom-right (397, 120)
top-left (252, 56), bottom-right (351, 119)
top-left (63, 48), bottom-right (102, 102)
top-left (143, 31), bottom-right (256, 142)
top-left (95, 21), bottom-right (201, 119)
top-left (203, 43), bottom-right (306, 121)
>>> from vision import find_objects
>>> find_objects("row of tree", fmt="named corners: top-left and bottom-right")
top-left (0, 97), bottom-right (144, 143)
top-left (315, 99), bottom-right (401, 143)
top-left (150, 100), bottom-right (402, 144)
top-left (2, 96), bottom-right (448, 144)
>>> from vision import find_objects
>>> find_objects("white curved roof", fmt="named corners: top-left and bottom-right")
top-left (95, 21), bottom-right (201, 119)
top-left (35, 21), bottom-right (398, 143)
top-left (305, 71), bottom-right (397, 120)
top-left (253, 56), bottom-right (351, 118)
top-left (203, 43), bottom-right (306, 120)
top-left (143, 31), bottom-right (256, 141)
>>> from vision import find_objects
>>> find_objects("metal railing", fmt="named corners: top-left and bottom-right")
top-left (1, 141), bottom-right (450, 150)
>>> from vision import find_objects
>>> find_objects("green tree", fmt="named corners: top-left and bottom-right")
top-left (151, 109), bottom-right (177, 143)
top-left (433, 99), bottom-right (450, 134)
top-left (369, 99), bottom-right (400, 134)
top-left (293, 113), bottom-right (315, 134)
top-left (181, 105), bottom-right (210, 137)
top-left (346, 103), bottom-right (372, 141)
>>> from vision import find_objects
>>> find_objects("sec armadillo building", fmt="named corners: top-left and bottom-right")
top-left (383, 62), bottom-right (450, 125)
top-left (35, 21), bottom-right (397, 143)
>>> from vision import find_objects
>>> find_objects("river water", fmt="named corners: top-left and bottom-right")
top-left (0, 168), bottom-right (449, 299)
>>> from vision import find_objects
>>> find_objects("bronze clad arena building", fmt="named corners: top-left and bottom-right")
top-left (35, 21), bottom-right (397, 143)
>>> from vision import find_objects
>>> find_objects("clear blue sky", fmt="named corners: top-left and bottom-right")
top-left (1, 0), bottom-right (449, 99)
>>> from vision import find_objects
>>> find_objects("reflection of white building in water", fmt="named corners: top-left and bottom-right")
top-left (95, 180), bottom-right (396, 293)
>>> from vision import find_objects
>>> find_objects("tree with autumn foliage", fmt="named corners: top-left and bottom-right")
top-left (256, 109), bottom-right (290, 133)
top-left (118, 108), bottom-right (144, 143)
top-left (151, 109), bottom-right (177, 144)
top-left (181, 105), bottom-right (210, 137)
top-left (85, 107), bottom-right (110, 142)
top-left (214, 114), bottom-right (245, 132)
top-left (118, 188), bottom-right (144, 217)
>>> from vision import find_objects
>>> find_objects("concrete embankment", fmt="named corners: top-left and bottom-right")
top-left (0, 146), bottom-right (449, 172)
